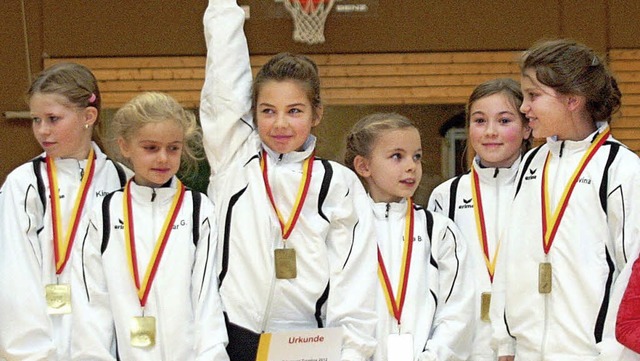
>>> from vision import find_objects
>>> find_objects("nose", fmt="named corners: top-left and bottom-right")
top-left (158, 149), bottom-right (168, 163)
top-left (273, 112), bottom-right (289, 128)
top-left (486, 120), bottom-right (498, 136)
top-left (520, 99), bottom-right (530, 114)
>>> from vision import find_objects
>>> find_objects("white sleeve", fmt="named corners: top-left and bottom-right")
top-left (192, 196), bottom-right (230, 361)
top-left (0, 172), bottom-right (57, 360)
top-left (70, 212), bottom-right (116, 361)
top-left (597, 154), bottom-right (640, 361)
top-left (325, 174), bottom-right (377, 361)
top-left (421, 214), bottom-right (474, 361)
top-left (201, 0), bottom-right (254, 176)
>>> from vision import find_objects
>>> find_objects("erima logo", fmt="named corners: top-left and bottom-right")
top-left (578, 177), bottom-right (591, 184)
top-left (114, 219), bottom-right (124, 230)
top-left (458, 198), bottom-right (473, 209)
top-left (525, 168), bottom-right (538, 180)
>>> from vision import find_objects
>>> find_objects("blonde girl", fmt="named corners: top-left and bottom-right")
top-left (0, 62), bottom-right (128, 360)
top-left (71, 92), bottom-right (229, 360)
top-left (346, 112), bottom-right (474, 361)
top-left (428, 78), bottom-right (531, 360)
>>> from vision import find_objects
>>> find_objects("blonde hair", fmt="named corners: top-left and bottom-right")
top-left (344, 112), bottom-right (417, 172)
top-left (111, 92), bottom-right (203, 174)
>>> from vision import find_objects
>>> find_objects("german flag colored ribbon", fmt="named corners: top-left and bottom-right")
top-left (124, 179), bottom-right (185, 307)
top-left (46, 148), bottom-right (96, 275)
top-left (377, 198), bottom-right (415, 326)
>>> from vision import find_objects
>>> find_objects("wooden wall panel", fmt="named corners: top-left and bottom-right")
top-left (610, 49), bottom-right (640, 155)
top-left (45, 51), bottom-right (521, 108)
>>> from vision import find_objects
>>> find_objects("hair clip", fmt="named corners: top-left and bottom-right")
top-left (89, 93), bottom-right (97, 104)
top-left (591, 56), bottom-right (600, 66)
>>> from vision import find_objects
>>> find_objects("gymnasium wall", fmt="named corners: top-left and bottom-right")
top-left (2, 0), bottom-right (640, 188)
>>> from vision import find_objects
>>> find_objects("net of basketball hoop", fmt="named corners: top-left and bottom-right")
top-left (283, 0), bottom-right (335, 45)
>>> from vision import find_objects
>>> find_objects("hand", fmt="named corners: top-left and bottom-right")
top-left (498, 356), bottom-right (515, 361)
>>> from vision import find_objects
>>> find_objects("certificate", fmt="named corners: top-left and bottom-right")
top-left (256, 327), bottom-right (342, 361)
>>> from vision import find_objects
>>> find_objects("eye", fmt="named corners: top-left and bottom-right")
top-left (472, 117), bottom-right (486, 124)
top-left (259, 108), bottom-right (275, 115)
top-left (499, 117), bottom-right (513, 124)
top-left (48, 116), bottom-right (60, 122)
top-left (413, 153), bottom-right (422, 161)
top-left (391, 153), bottom-right (402, 160)
top-left (143, 145), bottom-right (158, 151)
top-left (288, 108), bottom-right (302, 115)
top-left (169, 145), bottom-right (182, 152)
top-left (32, 117), bottom-right (41, 123)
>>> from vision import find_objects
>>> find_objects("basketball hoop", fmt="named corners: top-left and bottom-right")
top-left (283, 0), bottom-right (335, 45)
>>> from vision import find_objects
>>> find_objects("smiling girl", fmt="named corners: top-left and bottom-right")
top-left (200, 0), bottom-right (377, 360)
top-left (490, 39), bottom-right (640, 361)
top-left (428, 78), bottom-right (531, 361)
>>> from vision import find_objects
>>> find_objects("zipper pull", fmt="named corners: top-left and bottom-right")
top-left (385, 203), bottom-right (390, 218)
top-left (151, 188), bottom-right (157, 202)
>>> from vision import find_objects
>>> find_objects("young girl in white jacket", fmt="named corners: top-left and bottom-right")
top-left (200, 1), bottom-right (377, 360)
top-left (490, 39), bottom-right (640, 361)
top-left (71, 92), bottom-right (229, 360)
top-left (345, 113), bottom-right (474, 361)
top-left (428, 78), bottom-right (531, 361)
top-left (0, 63), bottom-right (128, 360)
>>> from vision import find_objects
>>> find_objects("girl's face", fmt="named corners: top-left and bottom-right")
top-left (118, 119), bottom-right (184, 188)
top-left (355, 128), bottom-right (422, 203)
top-left (256, 80), bottom-right (321, 154)
top-left (469, 92), bottom-right (530, 168)
top-left (30, 93), bottom-right (96, 159)
top-left (520, 68), bottom-right (574, 140)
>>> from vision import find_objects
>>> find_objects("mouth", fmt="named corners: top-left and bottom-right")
top-left (400, 178), bottom-right (416, 185)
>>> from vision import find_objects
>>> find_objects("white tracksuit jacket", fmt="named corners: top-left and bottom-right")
top-left (0, 143), bottom-right (127, 361)
top-left (71, 178), bottom-right (229, 361)
top-left (428, 157), bottom-right (521, 361)
top-left (490, 123), bottom-right (640, 361)
top-left (200, 1), bottom-right (378, 360)
top-left (372, 197), bottom-right (474, 361)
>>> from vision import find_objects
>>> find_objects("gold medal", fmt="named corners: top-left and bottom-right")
top-left (45, 284), bottom-right (71, 314)
top-left (539, 262), bottom-right (552, 294)
top-left (480, 292), bottom-right (491, 322)
top-left (131, 316), bottom-right (156, 347)
top-left (274, 248), bottom-right (297, 279)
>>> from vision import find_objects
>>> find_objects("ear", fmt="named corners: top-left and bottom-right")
top-left (566, 94), bottom-right (585, 112)
top-left (353, 155), bottom-right (371, 178)
top-left (81, 106), bottom-right (99, 127)
top-left (311, 105), bottom-right (323, 127)
top-left (117, 137), bottom-right (131, 159)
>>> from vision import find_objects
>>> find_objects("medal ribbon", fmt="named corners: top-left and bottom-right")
top-left (260, 150), bottom-right (314, 240)
top-left (123, 179), bottom-right (185, 307)
top-left (541, 127), bottom-right (610, 254)
top-left (470, 167), bottom-right (500, 283)
top-left (46, 148), bottom-right (96, 274)
top-left (377, 198), bottom-right (415, 325)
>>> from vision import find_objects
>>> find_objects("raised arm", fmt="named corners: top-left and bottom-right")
top-left (200, 0), bottom-right (255, 175)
